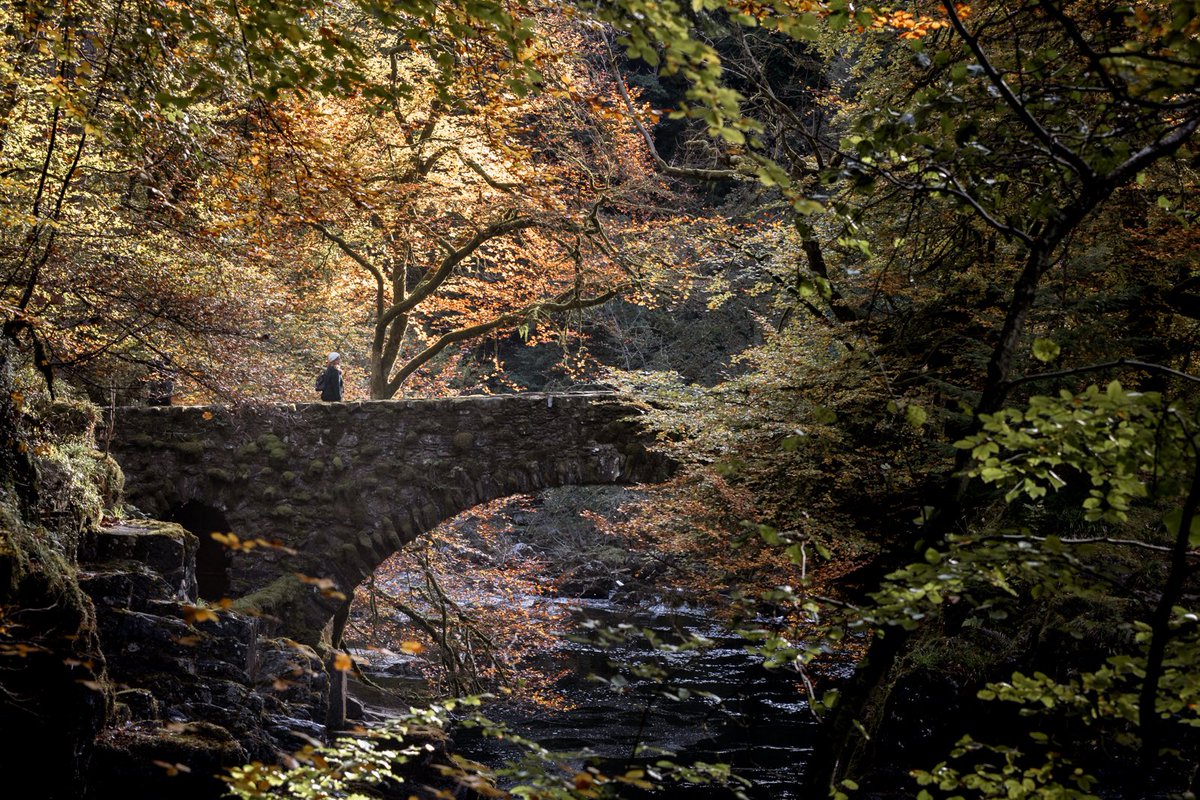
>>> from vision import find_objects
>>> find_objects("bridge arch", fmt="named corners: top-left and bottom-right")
top-left (107, 394), bottom-right (668, 645)
top-left (166, 499), bottom-right (234, 601)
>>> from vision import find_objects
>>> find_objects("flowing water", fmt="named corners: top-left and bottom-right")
top-left (444, 598), bottom-right (827, 799)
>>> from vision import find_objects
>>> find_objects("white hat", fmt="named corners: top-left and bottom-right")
top-left (327, 352), bottom-right (340, 362)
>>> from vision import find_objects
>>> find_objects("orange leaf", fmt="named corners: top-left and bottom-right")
top-left (182, 605), bottom-right (219, 625)
top-left (152, 760), bottom-right (192, 776)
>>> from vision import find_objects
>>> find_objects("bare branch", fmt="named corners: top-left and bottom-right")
top-left (381, 216), bottom-right (540, 326)
top-left (604, 36), bottom-right (750, 183)
top-left (307, 221), bottom-right (386, 318)
top-left (384, 286), bottom-right (622, 396)
top-left (1005, 358), bottom-right (1200, 390)
top-left (942, 0), bottom-right (1095, 184)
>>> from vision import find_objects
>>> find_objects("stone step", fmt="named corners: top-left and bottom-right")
top-left (78, 564), bottom-right (183, 612)
top-left (80, 521), bottom-right (198, 602)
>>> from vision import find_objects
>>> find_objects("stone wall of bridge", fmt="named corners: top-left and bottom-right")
top-left (106, 393), bottom-right (668, 644)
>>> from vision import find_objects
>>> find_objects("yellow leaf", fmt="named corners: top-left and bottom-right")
top-left (210, 531), bottom-right (238, 548)
top-left (182, 605), bottom-right (218, 625)
top-left (152, 760), bottom-right (192, 776)
top-left (399, 640), bottom-right (424, 655)
top-left (333, 652), bottom-right (352, 671)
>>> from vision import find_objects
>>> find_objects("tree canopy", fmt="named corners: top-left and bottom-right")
top-left (2, 0), bottom-right (1199, 797)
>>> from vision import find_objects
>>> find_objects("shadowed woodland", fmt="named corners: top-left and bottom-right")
top-left (2, 0), bottom-right (1199, 798)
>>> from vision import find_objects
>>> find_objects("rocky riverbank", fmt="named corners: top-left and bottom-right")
top-left (0, 346), bottom-right (354, 799)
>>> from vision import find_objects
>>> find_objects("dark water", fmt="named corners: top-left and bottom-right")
top-left (449, 598), bottom-right (824, 799)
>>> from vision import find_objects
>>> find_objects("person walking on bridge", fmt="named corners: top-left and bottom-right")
top-left (317, 352), bottom-right (344, 402)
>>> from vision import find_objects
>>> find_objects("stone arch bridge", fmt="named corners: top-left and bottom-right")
top-left (107, 393), bottom-right (668, 645)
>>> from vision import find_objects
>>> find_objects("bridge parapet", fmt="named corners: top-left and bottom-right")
top-left (107, 393), bottom-right (668, 643)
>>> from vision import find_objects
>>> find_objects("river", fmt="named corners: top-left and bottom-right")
top-left (357, 596), bottom-right (825, 798)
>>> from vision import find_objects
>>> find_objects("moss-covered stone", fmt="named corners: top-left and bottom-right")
top-left (256, 433), bottom-right (284, 449)
top-left (307, 459), bottom-right (325, 475)
top-left (0, 347), bottom-right (113, 796)
top-left (41, 398), bottom-right (100, 442)
top-left (331, 456), bottom-right (345, 470)
top-left (357, 441), bottom-right (383, 458)
top-left (281, 470), bottom-right (297, 484)
top-left (452, 431), bottom-right (475, 452)
top-left (33, 442), bottom-right (125, 552)
top-left (205, 467), bottom-right (235, 483)
top-left (230, 574), bottom-right (306, 616)
top-left (172, 440), bottom-right (206, 456)
top-left (256, 433), bottom-right (288, 465)
top-left (235, 442), bottom-right (259, 458)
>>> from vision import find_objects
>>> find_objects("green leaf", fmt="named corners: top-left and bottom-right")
top-left (757, 524), bottom-right (781, 545)
top-left (718, 126), bottom-right (746, 145)
top-left (906, 403), bottom-right (928, 429)
top-left (1031, 338), bottom-right (1060, 363)
top-left (1164, 508), bottom-right (1200, 544)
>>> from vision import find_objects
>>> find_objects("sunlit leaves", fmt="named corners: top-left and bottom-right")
top-left (911, 735), bottom-right (1099, 800)
top-left (296, 573), bottom-right (346, 601)
top-left (181, 604), bottom-right (220, 625)
top-left (212, 531), bottom-right (297, 554)
top-left (956, 383), bottom-right (1198, 523)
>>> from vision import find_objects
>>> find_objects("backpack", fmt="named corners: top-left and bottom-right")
top-left (315, 370), bottom-right (327, 393)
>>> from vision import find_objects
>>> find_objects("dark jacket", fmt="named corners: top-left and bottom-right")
top-left (319, 365), bottom-right (344, 402)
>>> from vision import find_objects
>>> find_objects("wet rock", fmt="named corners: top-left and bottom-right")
top-left (267, 714), bottom-right (327, 751)
top-left (78, 565), bottom-right (178, 611)
top-left (346, 695), bottom-right (365, 721)
top-left (115, 688), bottom-right (160, 723)
top-left (96, 608), bottom-right (196, 675)
top-left (80, 521), bottom-right (198, 601)
top-left (89, 721), bottom-right (247, 800)
top-left (75, 518), bottom-right (335, 789)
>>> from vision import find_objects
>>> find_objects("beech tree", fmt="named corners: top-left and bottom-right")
top-left (0, 0), bottom-right (561, 400)
top-left (207, 9), bottom-right (684, 399)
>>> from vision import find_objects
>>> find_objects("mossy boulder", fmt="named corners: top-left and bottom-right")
top-left (1, 347), bottom-right (113, 798)
top-left (205, 467), bottom-right (235, 484)
top-left (33, 443), bottom-right (124, 557)
top-left (35, 398), bottom-right (101, 442)
top-left (90, 721), bottom-right (246, 800)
